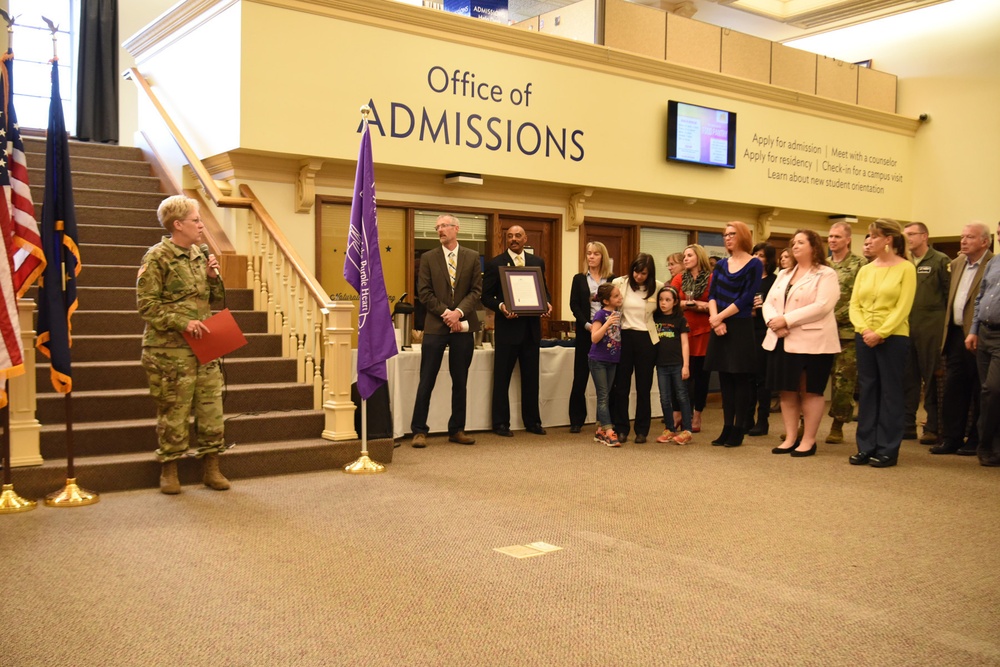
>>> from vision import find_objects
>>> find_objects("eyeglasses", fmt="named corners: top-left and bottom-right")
top-left (434, 223), bottom-right (457, 231)
top-left (723, 232), bottom-right (736, 239)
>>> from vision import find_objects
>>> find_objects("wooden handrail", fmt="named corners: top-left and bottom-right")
top-left (239, 183), bottom-right (332, 308)
top-left (123, 67), bottom-right (253, 209)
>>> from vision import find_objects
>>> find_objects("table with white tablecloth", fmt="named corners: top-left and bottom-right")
top-left (381, 345), bottom-right (662, 439)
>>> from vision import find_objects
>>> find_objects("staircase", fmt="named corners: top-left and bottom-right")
top-left (13, 137), bottom-right (385, 498)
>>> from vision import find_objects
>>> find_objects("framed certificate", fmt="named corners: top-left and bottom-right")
top-left (499, 266), bottom-right (548, 315)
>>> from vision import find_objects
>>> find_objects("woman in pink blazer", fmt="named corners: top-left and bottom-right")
top-left (762, 230), bottom-right (841, 457)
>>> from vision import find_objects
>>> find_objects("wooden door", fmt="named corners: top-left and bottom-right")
top-left (497, 215), bottom-right (558, 336)
top-left (582, 222), bottom-right (633, 279)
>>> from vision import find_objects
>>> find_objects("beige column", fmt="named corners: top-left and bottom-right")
top-left (9, 299), bottom-right (42, 467)
top-left (322, 301), bottom-right (358, 441)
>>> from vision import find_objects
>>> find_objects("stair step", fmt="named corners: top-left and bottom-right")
top-left (29, 168), bottom-right (164, 195)
top-left (23, 137), bottom-right (145, 161)
top-left (37, 284), bottom-right (255, 311)
top-left (62, 308), bottom-right (269, 336)
top-left (37, 356), bottom-right (299, 392)
top-left (69, 333), bottom-right (283, 362)
top-left (37, 382), bottom-right (314, 424)
top-left (76, 223), bottom-right (163, 246)
top-left (39, 410), bottom-right (325, 458)
top-left (33, 153), bottom-right (153, 177)
top-left (11, 437), bottom-right (394, 497)
top-left (77, 206), bottom-right (158, 227)
top-left (79, 243), bottom-right (151, 267)
top-left (37, 187), bottom-right (165, 209)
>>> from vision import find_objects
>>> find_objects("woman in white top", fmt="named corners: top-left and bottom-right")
top-left (762, 229), bottom-right (841, 457)
top-left (610, 253), bottom-right (663, 443)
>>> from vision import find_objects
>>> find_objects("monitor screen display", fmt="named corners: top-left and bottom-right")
top-left (666, 101), bottom-right (737, 169)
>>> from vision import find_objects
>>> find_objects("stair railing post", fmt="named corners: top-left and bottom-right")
top-left (8, 299), bottom-right (42, 467)
top-left (322, 302), bottom-right (357, 441)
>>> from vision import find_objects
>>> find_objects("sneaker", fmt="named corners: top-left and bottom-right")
top-left (604, 428), bottom-right (621, 447)
top-left (672, 430), bottom-right (693, 445)
top-left (594, 428), bottom-right (606, 444)
top-left (674, 431), bottom-right (694, 445)
top-left (656, 429), bottom-right (675, 443)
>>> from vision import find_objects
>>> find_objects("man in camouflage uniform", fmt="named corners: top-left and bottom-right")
top-left (825, 221), bottom-right (866, 444)
top-left (137, 195), bottom-right (230, 494)
top-left (902, 222), bottom-right (950, 443)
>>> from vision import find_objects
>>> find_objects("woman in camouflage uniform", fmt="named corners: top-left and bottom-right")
top-left (137, 195), bottom-right (229, 494)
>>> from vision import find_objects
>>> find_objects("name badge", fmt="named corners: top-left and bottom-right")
top-left (917, 266), bottom-right (933, 275)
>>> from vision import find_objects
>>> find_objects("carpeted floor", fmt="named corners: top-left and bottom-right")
top-left (3, 409), bottom-right (998, 667)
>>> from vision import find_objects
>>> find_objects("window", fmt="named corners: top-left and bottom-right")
top-left (8, 0), bottom-right (76, 132)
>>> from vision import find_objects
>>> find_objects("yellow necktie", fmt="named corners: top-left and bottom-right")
top-left (447, 251), bottom-right (457, 289)
top-left (514, 254), bottom-right (524, 267)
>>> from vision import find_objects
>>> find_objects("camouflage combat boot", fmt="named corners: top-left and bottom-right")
top-left (202, 454), bottom-right (231, 491)
top-left (160, 461), bottom-right (181, 495)
top-left (825, 419), bottom-right (844, 444)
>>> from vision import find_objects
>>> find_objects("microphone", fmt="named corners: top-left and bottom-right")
top-left (200, 244), bottom-right (221, 282)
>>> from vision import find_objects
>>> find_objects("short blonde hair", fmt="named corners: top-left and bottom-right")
top-left (157, 195), bottom-right (198, 233)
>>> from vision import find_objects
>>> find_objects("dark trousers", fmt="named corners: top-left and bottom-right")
top-left (941, 324), bottom-right (980, 448)
top-left (569, 333), bottom-right (592, 428)
top-left (855, 333), bottom-right (909, 459)
top-left (975, 325), bottom-right (1000, 463)
top-left (719, 371), bottom-right (754, 431)
top-left (492, 338), bottom-right (542, 430)
top-left (687, 355), bottom-right (710, 412)
top-left (612, 329), bottom-right (656, 438)
top-left (410, 332), bottom-right (474, 435)
top-left (904, 325), bottom-right (942, 434)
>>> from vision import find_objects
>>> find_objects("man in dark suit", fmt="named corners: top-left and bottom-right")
top-left (410, 215), bottom-right (482, 448)
top-left (482, 225), bottom-right (551, 437)
top-left (933, 222), bottom-right (993, 455)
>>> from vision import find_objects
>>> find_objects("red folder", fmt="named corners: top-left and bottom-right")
top-left (182, 308), bottom-right (248, 364)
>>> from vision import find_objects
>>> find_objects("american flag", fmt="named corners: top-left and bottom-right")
top-left (2, 51), bottom-right (45, 298)
top-left (0, 101), bottom-right (24, 408)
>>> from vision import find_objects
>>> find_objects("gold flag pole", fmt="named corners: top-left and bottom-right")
top-left (343, 105), bottom-right (386, 475)
top-left (37, 17), bottom-right (98, 507)
top-left (0, 404), bottom-right (36, 513)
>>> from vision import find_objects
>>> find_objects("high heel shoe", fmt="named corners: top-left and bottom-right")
top-left (772, 439), bottom-right (799, 454)
top-left (790, 443), bottom-right (817, 457)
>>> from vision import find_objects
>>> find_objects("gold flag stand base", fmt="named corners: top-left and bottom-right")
top-left (343, 454), bottom-right (385, 475)
top-left (0, 484), bottom-right (37, 513)
top-left (44, 478), bottom-right (100, 508)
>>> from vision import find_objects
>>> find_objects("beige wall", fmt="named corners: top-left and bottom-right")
top-left (788, 0), bottom-right (1000, 234)
top-left (120, 0), bottom-right (183, 147)
top-left (234, 1), bottom-right (913, 220)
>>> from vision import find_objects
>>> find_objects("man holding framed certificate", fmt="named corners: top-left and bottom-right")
top-left (482, 225), bottom-right (552, 437)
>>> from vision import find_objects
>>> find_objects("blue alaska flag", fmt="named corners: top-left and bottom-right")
top-left (35, 61), bottom-right (80, 394)
top-left (343, 123), bottom-right (396, 400)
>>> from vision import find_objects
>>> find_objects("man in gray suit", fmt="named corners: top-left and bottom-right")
top-left (932, 222), bottom-right (992, 456)
top-left (410, 215), bottom-right (482, 448)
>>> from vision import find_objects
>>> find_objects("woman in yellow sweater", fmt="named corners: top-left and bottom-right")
top-left (848, 218), bottom-right (917, 467)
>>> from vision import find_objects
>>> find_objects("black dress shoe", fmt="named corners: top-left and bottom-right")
top-left (849, 452), bottom-right (872, 465)
top-left (869, 454), bottom-right (898, 468)
top-left (772, 439), bottom-right (800, 454)
top-left (790, 443), bottom-right (817, 458)
top-left (493, 428), bottom-right (514, 437)
top-left (634, 434), bottom-right (647, 444)
top-left (569, 425), bottom-right (582, 434)
top-left (956, 447), bottom-right (978, 456)
top-left (526, 425), bottom-right (547, 435)
top-left (902, 428), bottom-right (918, 440)
top-left (930, 441), bottom-right (960, 455)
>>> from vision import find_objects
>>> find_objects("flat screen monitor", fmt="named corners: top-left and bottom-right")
top-left (666, 101), bottom-right (737, 169)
